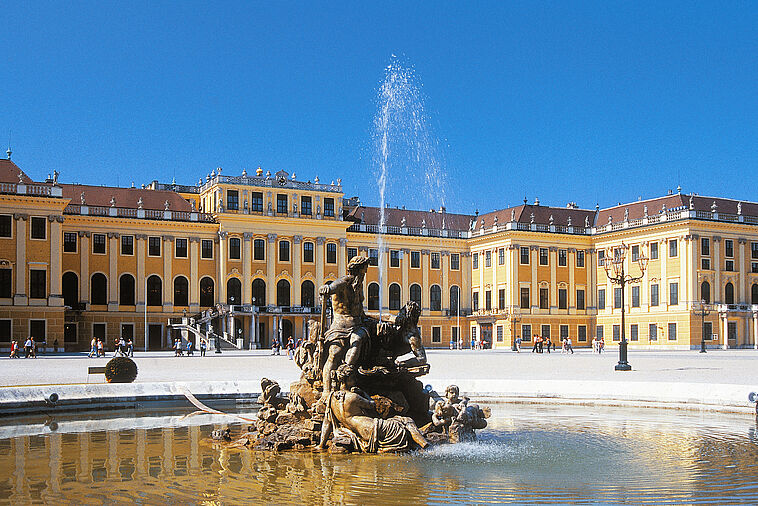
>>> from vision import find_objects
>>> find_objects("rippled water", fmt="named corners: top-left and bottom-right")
top-left (1, 404), bottom-right (757, 504)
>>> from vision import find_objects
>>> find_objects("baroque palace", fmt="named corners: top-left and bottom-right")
top-left (2, 154), bottom-right (758, 352)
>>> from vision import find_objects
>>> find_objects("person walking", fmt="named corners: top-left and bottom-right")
top-left (97, 338), bottom-right (104, 357)
top-left (88, 337), bottom-right (97, 358)
top-left (286, 337), bottom-right (295, 360)
top-left (186, 339), bottom-right (194, 356)
top-left (10, 340), bottom-right (19, 358)
top-left (531, 335), bottom-right (539, 353)
top-left (30, 338), bottom-right (37, 358)
top-left (566, 336), bottom-right (574, 354)
top-left (544, 336), bottom-right (552, 354)
top-left (126, 338), bottom-right (134, 357)
top-left (515, 335), bottom-right (521, 352)
top-left (200, 339), bottom-right (207, 357)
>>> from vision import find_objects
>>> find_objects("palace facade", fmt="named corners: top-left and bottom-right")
top-left (2, 155), bottom-right (758, 351)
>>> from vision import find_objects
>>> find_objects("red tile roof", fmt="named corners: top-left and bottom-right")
top-left (0, 159), bottom-right (34, 184)
top-left (345, 205), bottom-right (473, 231)
top-left (61, 184), bottom-right (193, 212)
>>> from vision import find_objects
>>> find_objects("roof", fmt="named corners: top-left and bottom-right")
top-left (345, 205), bottom-right (473, 231)
top-left (61, 184), bottom-right (193, 212)
top-left (0, 159), bottom-right (34, 184)
top-left (595, 193), bottom-right (758, 224)
top-left (477, 204), bottom-right (597, 228)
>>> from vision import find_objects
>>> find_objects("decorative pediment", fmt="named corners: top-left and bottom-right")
top-left (254, 269), bottom-right (264, 277)
top-left (231, 268), bottom-right (240, 275)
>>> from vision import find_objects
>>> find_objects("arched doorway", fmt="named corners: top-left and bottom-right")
top-left (281, 319), bottom-right (293, 344)
top-left (252, 279), bottom-right (266, 306)
top-left (277, 279), bottom-right (290, 307)
top-left (62, 272), bottom-right (78, 308)
top-left (200, 277), bottom-right (214, 307)
top-left (227, 278), bottom-right (242, 305)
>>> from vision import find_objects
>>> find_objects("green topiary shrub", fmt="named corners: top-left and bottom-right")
top-left (104, 356), bottom-right (138, 383)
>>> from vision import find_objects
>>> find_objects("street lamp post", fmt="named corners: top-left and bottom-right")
top-left (510, 309), bottom-right (522, 351)
top-left (601, 242), bottom-right (649, 371)
top-left (695, 299), bottom-right (711, 353)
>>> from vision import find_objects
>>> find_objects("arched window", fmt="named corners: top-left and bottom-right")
top-left (147, 275), bottom-right (162, 306)
top-left (174, 276), bottom-right (189, 307)
top-left (252, 279), bottom-right (266, 306)
top-left (725, 282), bottom-right (735, 304)
top-left (410, 284), bottom-right (422, 307)
top-left (700, 281), bottom-right (711, 305)
top-left (200, 277), bottom-right (214, 307)
top-left (368, 283), bottom-right (380, 310)
top-left (389, 283), bottom-right (401, 310)
top-left (449, 286), bottom-right (460, 315)
top-left (752, 284), bottom-right (758, 305)
top-left (227, 278), bottom-right (242, 305)
top-left (62, 272), bottom-right (78, 308)
top-left (301, 280), bottom-right (315, 308)
top-left (277, 279), bottom-right (291, 307)
top-left (430, 285), bottom-right (442, 311)
top-left (91, 273), bottom-right (107, 305)
top-left (119, 274), bottom-right (135, 305)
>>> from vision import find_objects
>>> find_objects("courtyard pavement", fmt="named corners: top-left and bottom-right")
top-left (1, 348), bottom-right (756, 388)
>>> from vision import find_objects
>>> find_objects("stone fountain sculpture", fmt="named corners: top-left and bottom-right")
top-left (226, 255), bottom-right (489, 453)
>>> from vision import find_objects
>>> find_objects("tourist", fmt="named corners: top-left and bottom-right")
top-left (515, 335), bottom-right (521, 352)
top-left (599, 336), bottom-right (605, 353)
top-left (53, 338), bottom-right (59, 353)
top-left (88, 337), bottom-right (97, 358)
top-left (286, 337), bottom-right (295, 360)
top-left (199, 339), bottom-right (207, 357)
top-left (30, 338), bottom-right (37, 358)
top-left (9, 339), bottom-right (19, 358)
top-left (113, 338), bottom-right (124, 357)
top-left (186, 339), bottom-right (194, 356)
top-left (544, 336), bottom-right (552, 353)
top-left (174, 338), bottom-right (184, 357)
top-left (126, 338), bottom-right (134, 357)
top-left (97, 338), bottom-right (104, 357)
top-left (565, 336), bottom-right (574, 354)
top-left (470, 336), bottom-right (476, 350)
top-left (531, 335), bottom-right (539, 353)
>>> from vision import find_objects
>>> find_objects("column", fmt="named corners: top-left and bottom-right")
top-left (219, 232), bottom-right (228, 304)
top-left (739, 238), bottom-right (747, 303)
top-left (661, 239), bottom-right (668, 305)
top-left (135, 234), bottom-right (145, 310)
top-left (509, 245), bottom-right (519, 309)
top-left (530, 246), bottom-right (538, 309)
top-left (401, 248), bottom-right (409, 304)
top-left (641, 244), bottom-right (649, 311)
top-left (422, 249), bottom-right (430, 313)
top-left (162, 235), bottom-right (173, 312)
top-left (568, 248), bottom-right (575, 312)
top-left (690, 235), bottom-right (699, 306)
top-left (442, 251), bottom-right (449, 312)
top-left (48, 216), bottom-right (63, 306)
top-left (293, 235), bottom-right (302, 306)
top-left (478, 250), bottom-right (484, 309)
top-left (753, 311), bottom-right (758, 349)
top-left (266, 233), bottom-right (276, 306)
top-left (713, 237), bottom-right (721, 302)
top-left (316, 237), bottom-right (325, 291)
top-left (79, 231), bottom-right (91, 306)
top-left (721, 313), bottom-right (728, 350)
top-left (549, 247), bottom-right (557, 309)
top-left (680, 235), bottom-right (689, 308)
top-left (189, 238), bottom-right (200, 311)
top-left (491, 249), bottom-right (498, 309)
top-left (14, 214), bottom-right (28, 305)
top-left (338, 238), bottom-right (347, 278)
top-left (588, 250), bottom-right (596, 308)
top-left (462, 252), bottom-right (472, 310)
top-left (243, 233), bottom-right (253, 305)
top-left (250, 309), bottom-right (257, 348)
top-left (108, 232), bottom-right (119, 311)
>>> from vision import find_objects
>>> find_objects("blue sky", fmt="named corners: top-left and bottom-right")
top-left (3, 2), bottom-right (758, 215)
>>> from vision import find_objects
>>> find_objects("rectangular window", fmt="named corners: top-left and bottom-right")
top-left (472, 292), bottom-right (479, 311)
top-left (752, 242), bottom-right (758, 260)
top-left (541, 325), bottom-right (551, 339)
top-left (64, 232), bottom-right (77, 253)
top-left (450, 253), bottom-right (460, 270)
top-left (347, 247), bottom-right (358, 261)
top-left (558, 288), bottom-right (567, 309)
top-left (93, 322), bottom-right (105, 341)
top-left (431, 252), bottom-right (440, 269)
top-left (650, 242), bottom-right (658, 259)
top-left (303, 242), bottom-right (314, 263)
top-left (496, 325), bottom-right (503, 342)
top-left (485, 290), bottom-right (492, 311)
top-left (0, 269), bottom-right (11, 298)
top-left (560, 325), bottom-right (569, 339)
top-left (520, 288), bottom-right (530, 309)
top-left (702, 258), bottom-right (711, 270)
top-left (30, 217), bottom-right (46, 239)
top-left (93, 233), bottom-right (106, 254)
top-left (701, 237), bottom-right (710, 256)
top-left (30, 319), bottom-right (45, 341)
top-left (669, 239), bottom-right (678, 257)
top-left (0, 215), bottom-right (11, 237)
top-left (614, 287), bottom-right (622, 309)
top-left (452, 326), bottom-right (459, 344)
top-left (251, 192), bottom-right (263, 213)
top-left (390, 250), bottom-right (400, 268)
top-left (650, 284), bottom-right (659, 306)
top-left (326, 243), bottom-right (337, 264)
top-left (752, 262), bottom-right (758, 274)
top-left (576, 289), bottom-right (585, 310)
top-left (558, 249), bottom-right (567, 266)
top-left (278, 241), bottom-right (290, 262)
top-left (613, 324), bottom-right (621, 341)
top-left (324, 198), bottom-right (335, 217)
top-left (520, 247), bottom-right (530, 264)
top-left (539, 248), bottom-right (548, 265)
top-left (576, 250), bottom-right (585, 267)
top-left (631, 245), bottom-right (639, 262)
top-left (432, 326), bottom-right (441, 343)
top-left (631, 286), bottom-right (640, 307)
top-left (668, 323), bottom-right (677, 341)
top-left (472, 253), bottom-right (479, 269)
top-left (649, 323), bottom-right (658, 341)
top-left (30, 269), bottom-right (46, 299)
top-left (498, 289), bottom-right (506, 310)
top-left (669, 282), bottom-right (678, 305)
top-left (703, 321), bottom-right (713, 340)
top-left (471, 326), bottom-right (477, 343)
top-left (227, 190), bottom-right (239, 211)
top-left (484, 250), bottom-right (491, 268)
top-left (598, 288), bottom-right (606, 309)
top-left (725, 239), bottom-right (734, 258)
top-left (121, 323), bottom-right (134, 341)
top-left (369, 249), bottom-right (378, 266)
top-left (225, 237), bottom-right (238, 259)
top-left (725, 259), bottom-right (734, 271)
top-left (121, 235), bottom-right (133, 255)
top-left (277, 194), bottom-right (288, 214)
top-left (202, 239), bottom-right (214, 259)
top-left (521, 324), bottom-right (532, 342)
top-left (148, 236), bottom-right (161, 256)
top-left (301, 196), bottom-right (312, 216)
top-left (539, 288), bottom-right (549, 309)
top-left (0, 319), bottom-right (10, 342)
top-left (598, 250), bottom-right (605, 266)
top-left (411, 251), bottom-right (420, 269)
top-left (175, 238), bottom-right (188, 258)
top-left (498, 248), bottom-right (505, 265)
top-left (578, 325), bottom-right (587, 342)
top-left (596, 325), bottom-right (604, 342)
top-left (630, 324), bottom-right (638, 341)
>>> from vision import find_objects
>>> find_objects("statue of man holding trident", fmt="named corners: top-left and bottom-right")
top-left (318, 255), bottom-right (375, 397)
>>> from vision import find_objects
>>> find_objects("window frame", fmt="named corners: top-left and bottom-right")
top-left (202, 239), bottom-right (214, 259)
top-left (229, 237), bottom-right (241, 260)
top-left (121, 235), bottom-right (134, 256)
top-left (148, 236), bottom-right (161, 257)
top-left (63, 232), bottom-right (78, 253)
top-left (278, 240), bottom-right (290, 262)
top-left (92, 233), bottom-right (107, 255)
top-left (30, 216), bottom-right (46, 240)
top-left (175, 238), bottom-right (188, 259)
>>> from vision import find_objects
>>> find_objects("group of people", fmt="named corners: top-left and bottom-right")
top-left (592, 335), bottom-right (605, 353)
top-left (9, 338), bottom-right (39, 358)
top-left (173, 338), bottom-right (207, 356)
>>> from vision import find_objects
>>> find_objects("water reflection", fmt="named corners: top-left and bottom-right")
top-left (0, 406), bottom-right (757, 504)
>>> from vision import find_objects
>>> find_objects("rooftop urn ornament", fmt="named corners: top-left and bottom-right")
top-left (511, 209), bottom-right (515, 221)
top-left (337, 178), bottom-right (342, 186)
top-left (242, 168), bottom-right (247, 177)
top-left (737, 202), bottom-right (742, 215)
top-left (493, 215), bottom-right (498, 225)
top-left (217, 167), bottom-right (222, 174)
top-left (401, 216), bottom-right (406, 227)
top-left (191, 200), bottom-right (196, 211)
top-left (549, 214), bottom-right (554, 225)
top-left (164, 200), bottom-right (170, 211)
top-left (534, 197), bottom-right (540, 206)
top-left (266, 170), bottom-right (271, 179)
top-left (291, 172), bottom-right (296, 180)
top-left (624, 208), bottom-right (629, 221)
top-left (422, 218), bottom-right (427, 229)
top-left (608, 215), bottom-right (612, 225)
top-left (530, 213), bottom-right (535, 224)
top-left (361, 211), bottom-right (365, 222)
top-left (256, 167), bottom-right (263, 176)
top-left (689, 194), bottom-right (694, 210)
top-left (110, 196), bottom-right (116, 207)
top-left (314, 176), bottom-right (319, 183)
top-left (469, 219), bottom-right (475, 231)
top-left (661, 203), bottom-right (667, 214)
top-left (80, 192), bottom-right (86, 205)
top-left (18, 171), bottom-right (24, 184)
top-left (52, 170), bottom-right (59, 185)
top-left (137, 197), bottom-right (143, 209)
top-left (206, 174), bottom-right (211, 182)
top-left (711, 201), bottom-right (717, 213)
top-left (210, 169), bottom-right (216, 178)
top-left (585, 216), bottom-right (589, 228)
top-left (567, 216), bottom-right (572, 227)
top-left (643, 205), bottom-right (648, 217)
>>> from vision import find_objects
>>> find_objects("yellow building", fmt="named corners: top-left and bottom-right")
top-left (2, 156), bottom-right (757, 351)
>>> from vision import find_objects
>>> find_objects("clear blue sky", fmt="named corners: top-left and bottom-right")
top-left (3, 2), bottom-right (758, 215)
